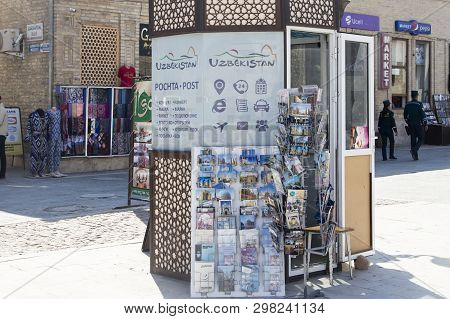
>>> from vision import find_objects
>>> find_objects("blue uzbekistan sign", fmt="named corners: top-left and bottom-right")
top-left (395, 20), bottom-right (432, 35)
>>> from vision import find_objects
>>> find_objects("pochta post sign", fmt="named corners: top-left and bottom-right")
top-left (5, 107), bottom-right (24, 156)
top-left (379, 34), bottom-right (391, 90)
top-left (130, 80), bottom-right (152, 201)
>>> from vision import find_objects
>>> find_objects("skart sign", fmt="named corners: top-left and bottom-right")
top-left (379, 34), bottom-right (391, 90)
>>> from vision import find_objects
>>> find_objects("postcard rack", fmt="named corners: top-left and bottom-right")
top-left (190, 146), bottom-right (285, 298)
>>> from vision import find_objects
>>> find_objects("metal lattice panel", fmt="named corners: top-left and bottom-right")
top-left (81, 25), bottom-right (119, 86)
top-left (205, 0), bottom-right (278, 27)
top-left (152, 0), bottom-right (197, 33)
top-left (289, 0), bottom-right (336, 28)
top-left (149, 151), bottom-right (192, 280)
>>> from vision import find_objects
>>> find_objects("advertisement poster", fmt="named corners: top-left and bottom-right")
top-left (152, 32), bottom-right (284, 151)
top-left (131, 81), bottom-right (152, 201)
top-left (350, 126), bottom-right (369, 149)
top-left (5, 108), bottom-right (23, 156)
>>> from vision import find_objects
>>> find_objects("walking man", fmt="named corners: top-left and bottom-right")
top-left (0, 96), bottom-right (7, 179)
top-left (404, 91), bottom-right (426, 161)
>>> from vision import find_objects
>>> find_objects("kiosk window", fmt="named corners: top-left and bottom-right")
top-left (345, 41), bottom-right (369, 150)
top-left (391, 39), bottom-right (408, 108)
top-left (415, 42), bottom-right (431, 103)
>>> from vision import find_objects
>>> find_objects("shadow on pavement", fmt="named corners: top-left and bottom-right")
top-left (375, 146), bottom-right (450, 178)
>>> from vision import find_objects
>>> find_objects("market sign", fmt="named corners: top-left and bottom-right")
top-left (395, 20), bottom-right (431, 35)
top-left (341, 12), bottom-right (380, 31)
top-left (379, 34), bottom-right (391, 90)
top-left (139, 24), bottom-right (151, 57)
top-left (5, 107), bottom-right (24, 156)
top-left (26, 23), bottom-right (44, 42)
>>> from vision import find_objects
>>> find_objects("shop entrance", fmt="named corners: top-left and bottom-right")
top-left (338, 33), bottom-right (375, 258)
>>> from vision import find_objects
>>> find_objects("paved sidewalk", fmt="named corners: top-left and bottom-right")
top-left (0, 146), bottom-right (449, 298)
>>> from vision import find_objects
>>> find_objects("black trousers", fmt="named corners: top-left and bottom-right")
top-left (380, 130), bottom-right (395, 160)
top-left (0, 135), bottom-right (6, 178)
top-left (409, 123), bottom-right (424, 155)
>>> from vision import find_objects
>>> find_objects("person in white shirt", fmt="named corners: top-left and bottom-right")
top-left (0, 96), bottom-right (8, 179)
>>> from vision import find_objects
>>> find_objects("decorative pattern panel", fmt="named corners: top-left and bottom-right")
top-left (289, 0), bottom-right (336, 28)
top-left (149, 151), bottom-right (192, 280)
top-left (81, 25), bottom-right (119, 85)
top-left (152, 0), bottom-right (196, 33)
top-left (206, 0), bottom-right (278, 27)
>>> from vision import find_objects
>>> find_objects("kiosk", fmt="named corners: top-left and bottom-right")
top-left (146, 0), bottom-right (375, 289)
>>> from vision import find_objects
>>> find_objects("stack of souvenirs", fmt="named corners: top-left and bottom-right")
top-left (191, 147), bottom-right (284, 297)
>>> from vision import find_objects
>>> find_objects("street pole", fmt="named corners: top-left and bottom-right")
top-left (48, 0), bottom-right (54, 107)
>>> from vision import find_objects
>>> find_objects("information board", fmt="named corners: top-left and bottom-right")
top-left (5, 107), bottom-right (24, 156)
top-left (152, 32), bottom-right (284, 151)
top-left (130, 81), bottom-right (152, 201)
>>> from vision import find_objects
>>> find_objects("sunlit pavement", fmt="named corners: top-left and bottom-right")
top-left (1, 146), bottom-right (449, 298)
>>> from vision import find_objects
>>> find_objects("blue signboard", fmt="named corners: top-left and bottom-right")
top-left (341, 12), bottom-right (380, 31)
top-left (395, 20), bottom-right (432, 35)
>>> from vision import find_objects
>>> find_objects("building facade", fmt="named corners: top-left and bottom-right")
top-left (0, 0), bottom-right (149, 172)
top-left (341, 0), bottom-right (450, 146)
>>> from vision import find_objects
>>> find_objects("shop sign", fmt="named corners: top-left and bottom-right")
top-left (40, 43), bottom-right (50, 53)
top-left (395, 20), bottom-right (432, 35)
top-left (341, 12), bottom-right (380, 31)
top-left (152, 32), bottom-right (284, 151)
top-left (29, 44), bottom-right (40, 53)
top-left (26, 23), bottom-right (44, 42)
top-left (130, 80), bottom-right (152, 201)
top-left (379, 34), bottom-right (391, 90)
top-left (5, 107), bottom-right (23, 156)
top-left (139, 24), bottom-right (151, 57)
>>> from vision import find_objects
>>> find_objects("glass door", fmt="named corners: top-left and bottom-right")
top-left (337, 33), bottom-right (375, 261)
top-left (286, 27), bottom-right (337, 278)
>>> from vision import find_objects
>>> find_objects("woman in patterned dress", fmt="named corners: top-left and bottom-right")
top-left (25, 109), bottom-right (49, 177)
top-left (47, 106), bottom-right (66, 177)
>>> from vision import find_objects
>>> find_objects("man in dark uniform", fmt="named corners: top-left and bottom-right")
top-left (378, 100), bottom-right (397, 161)
top-left (404, 91), bottom-right (426, 160)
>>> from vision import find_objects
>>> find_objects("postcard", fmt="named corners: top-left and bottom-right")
top-left (239, 171), bottom-right (258, 187)
top-left (217, 229), bottom-right (236, 246)
top-left (198, 154), bottom-right (216, 166)
top-left (197, 176), bottom-right (214, 188)
top-left (286, 212), bottom-right (302, 230)
top-left (219, 200), bottom-right (233, 216)
top-left (258, 183), bottom-right (277, 200)
top-left (290, 124), bottom-right (310, 136)
top-left (240, 214), bottom-right (256, 230)
top-left (217, 216), bottom-right (236, 230)
top-left (240, 206), bottom-right (259, 216)
top-left (199, 165), bottom-right (214, 173)
top-left (217, 154), bottom-right (238, 166)
top-left (290, 103), bottom-right (312, 117)
top-left (195, 243), bottom-right (215, 262)
top-left (196, 210), bottom-right (214, 230)
top-left (284, 231), bottom-right (305, 255)
top-left (241, 200), bottom-right (258, 207)
top-left (265, 247), bottom-right (281, 266)
top-left (218, 265), bottom-right (235, 293)
top-left (283, 174), bottom-right (301, 189)
top-left (240, 149), bottom-right (258, 166)
top-left (289, 144), bottom-right (309, 157)
top-left (218, 244), bottom-right (236, 266)
top-left (241, 265), bottom-right (259, 293)
top-left (218, 170), bottom-right (238, 184)
top-left (239, 229), bottom-right (259, 248)
top-left (291, 135), bottom-right (309, 145)
top-left (261, 223), bottom-right (273, 248)
top-left (241, 247), bottom-right (258, 265)
top-left (240, 188), bottom-right (258, 201)
top-left (260, 169), bottom-right (274, 184)
top-left (195, 229), bottom-right (214, 244)
top-left (194, 262), bottom-right (214, 293)
top-left (264, 266), bottom-right (282, 292)
top-left (285, 156), bottom-right (304, 175)
top-left (216, 188), bottom-right (235, 201)
top-left (196, 188), bottom-right (216, 203)
top-left (260, 205), bottom-right (275, 218)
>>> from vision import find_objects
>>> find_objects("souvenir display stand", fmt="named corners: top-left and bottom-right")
top-left (56, 85), bottom-right (133, 157)
top-left (146, 0), bottom-right (375, 296)
top-left (425, 95), bottom-right (450, 146)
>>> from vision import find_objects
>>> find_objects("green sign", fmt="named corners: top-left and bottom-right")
top-left (130, 80), bottom-right (152, 201)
